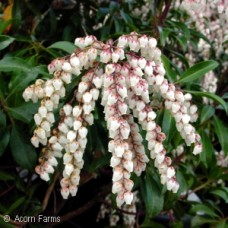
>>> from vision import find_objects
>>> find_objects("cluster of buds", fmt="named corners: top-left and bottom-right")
top-left (97, 192), bottom-right (139, 227)
top-left (131, 0), bottom-right (150, 20)
top-left (175, 0), bottom-right (228, 59)
top-left (215, 151), bottom-right (228, 168)
top-left (201, 71), bottom-right (218, 104)
top-left (23, 32), bottom-right (202, 206)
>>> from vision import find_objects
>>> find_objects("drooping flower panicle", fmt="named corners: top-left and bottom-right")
top-left (23, 32), bottom-right (202, 206)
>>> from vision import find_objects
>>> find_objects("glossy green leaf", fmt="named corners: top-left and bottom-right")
top-left (7, 102), bottom-right (39, 124)
top-left (200, 105), bottom-right (215, 124)
top-left (0, 35), bottom-right (15, 50)
top-left (190, 29), bottom-right (211, 44)
top-left (0, 171), bottom-right (14, 181)
top-left (0, 109), bottom-right (9, 156)
top-left (0, 217), bottom-right (14, 228)
top-left (191, 204), bottom-right (219, 218)
top-left (141, 220), bottom-right (164, 228)
top-left (186, 91), bottom-right (228, 114)
top-left (48, 41), bottom-right (76, 54)
top-left (161, 54), bottom-right (176, 82)
top-left (158, 27), bottom-right (170, 46)
top-left (162, 109), bottom-right (175, 144)
top-left (7, 65), bottom-right (48, 99)
top-left (5, 197), bottom-right (26, 214)
top-left (176, 35), bottom-right (187, 51)
top-left (0, 19), bottom-right (13, 35)
top-left (213, 116), bottom-right (228, 155)
top-left (0, 109), bottom-right (6, 126)
top-left (215, 220), bottom-right (227, 228)
top-left (0, 130), bottom-right (10, 156)
top-left (200, 131), bottom-right (214, 168)
top-left (10, 126), bottom-right (37, 170)
top-left (176, 60), bottom-right (218, 83)
top-left (191, 215), bottom-right (217, 227)
top-left (0, 57), bottom-right (31, 73)
top-left (140, 173), bottom-right (164, 219)
top-left (210, 188), bottom-right (228, 203)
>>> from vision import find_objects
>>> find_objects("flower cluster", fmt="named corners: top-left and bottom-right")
top-left (201, 71), bottom-right (218, 104)
top-left (97, 192), bottom-right (139, 227)
top-left (171, 0), bottom-right (228, 105)
top-left (175, 0), bottom-right (228, 62)
top-left (215, 151), bottom-right (228, 168)
top-left (23, 32), bottom-right (202, 206)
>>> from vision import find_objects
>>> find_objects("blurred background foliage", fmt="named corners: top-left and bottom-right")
top-left (0, 0), bottom-right (228, 227)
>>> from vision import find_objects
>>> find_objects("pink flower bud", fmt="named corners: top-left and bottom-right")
top-left (193, 144), bottom-right (202, 155)
top-left (110, 156), bottom-right (121, 167)
top-left (62, 62), bottom-right (72, 72)
top-left (40, 172), bottom-right (50, 182)
top-left (112, 181), bottom-right (123, 194)
top-left (124, 179), bottom-right (134, 192)
top-left (112, 167), bottom-right (123, 182)
top-left (148, 37), bottom-right (157, 48)
top-left (182, 114), bottom-right (190, 124)
top-left (123, 160), bottom-right (133, 172)
top-left (70, 55), bottom-right (80, 68)
top-left (31, 136), bottom-right (39, 147)
top-left (124, 191), bottom-right (134, 205)
top-left (123, 150), bottom-right (133, 160)
top-left (63, 153), bottom-right (73, 164)
top-left (69, 185), bottom-right (78, 196)
top-left (64, 164), bottom-right (74, 176)
top-left (117, 35), bottom-right (128, 48)
top-left (78, 82), bottom-right (88, 94)
top-left (167, 167), bottom-right (175, 178)
top-left (61, 187), bottom-right (70, 199)
top-left (61, 72), bottom-right (72, 84)
top-left (115, 144), bottom-right (125, 157)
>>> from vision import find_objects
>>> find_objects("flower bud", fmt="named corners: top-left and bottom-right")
top-left (124, 192), bottom-right (134, 205)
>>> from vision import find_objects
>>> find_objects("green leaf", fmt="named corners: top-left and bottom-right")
top-left (120, 10), bottom-right (136, 30)
top-left (10, 126), bottom-right (37, 170)
top-left (140, 173), bottom-right (164, 219)
top-left (162, 109), bottom-right (175, 144)
top-left (176, 35), bottom-right (187, 51)
top-left (0, 171), bottom-right (14, 181)
top-left (190, 29), bottom-right (211, 44)
top-left (0, 19), bottom-right (13, 35)
top-left (0, 57), bottom-right (31, 73)
top-left (158, 27), bottom-right (170, 46)
top-left (176, 60), bottom-right (218, 83)
top-left (210, 188), bottom-right (228, 203)
top-left (7, 65), bottom-right (48, 99)
top-left (176, 170), bottom-right (188, 194)
top-left (0, 109), bottom-right (6, 126)
top-left (191, 204), bottom-right (219, 218)
top-left (213, 116), bottom-right (228, 155)
top-left (5, 197), bottom-right (26, 214)
top-left (48, 41), bottom-right (76, 54)
top-left (186, 91), bottom-right (228, 114)
top-left (191, 215), bottom-right (217, 227)
top-left (87, 153), bottom-right (111, 172)
top-left (141, 220), bottom-right (165, 228)
top-left (0, 35), bottom-right (15, 50)
top-left (0, 130), bottom-right (10, 156)
top-left (7, 102), bottom-right (39, 124)
top-left (200, 105), bottom-right (215, 124)
top-left (200, 131), bottom-right (214, 168)
top-left (161, 54), bottom-right (176, 82)
top-left (215, 219), bottom-right (227, 228)
top-left (0, 216), bottom-right (14, 228)
top-left (0, 110), bottom-right (10, 156)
